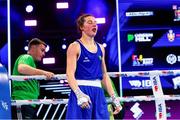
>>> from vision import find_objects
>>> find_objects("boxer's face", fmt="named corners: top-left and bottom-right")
top-left (81, 16), bottom-right (98, 38)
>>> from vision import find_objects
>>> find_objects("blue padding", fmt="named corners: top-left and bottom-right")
top-left (0, 63), bottom-right (11, 119)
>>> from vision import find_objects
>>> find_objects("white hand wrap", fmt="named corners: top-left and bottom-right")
top-left (74, 88), bottom-right (90, 106)
top-left (111, 94), bottom-right (120, 107)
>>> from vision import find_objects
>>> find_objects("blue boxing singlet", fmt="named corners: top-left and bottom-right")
top-left (75, 40), bottom-right (103, 80)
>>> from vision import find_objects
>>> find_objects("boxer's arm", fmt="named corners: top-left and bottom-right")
top-left (100, 44), bottom-right (122, 114)
top-left (100, 44), bottom-right (114, 96)
top-left (66, 42), bottom-right (91, 107)
top-left (66, 42), bottom-right (79, 92)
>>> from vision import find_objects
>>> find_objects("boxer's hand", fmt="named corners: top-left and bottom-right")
top-left (111, 94), bottom-right (122, 115)
top-left (74, 88), bottom-right (91, 109)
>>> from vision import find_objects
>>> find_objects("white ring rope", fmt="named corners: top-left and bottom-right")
top-left (11, 99), bottom-right (68, 106)
top-left (10, 74), bottom-right (67, 81)
top-left (11, 94), bottom-right (180, 106)
top-left (108, 69), bottom-right (180, 77)
top-left (9, 70), bottom-right (180, 81)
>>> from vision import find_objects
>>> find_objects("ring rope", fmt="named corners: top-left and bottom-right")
top-left (9, 70), bottom-right (180, 81)
top-left (108, 69), bottom-right (180, 77)
top-left (10, 74), bottom-right (66, 81)
top-left (11, 94), bottom-right (180, 106)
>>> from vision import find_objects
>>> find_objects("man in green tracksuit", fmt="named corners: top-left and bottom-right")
top-left (11, 38), bottom-right (54, 119)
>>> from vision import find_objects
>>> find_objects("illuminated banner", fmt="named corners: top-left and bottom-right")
top-left (126, 11), bottom-right (154, 17)
top-left (128, 33), bottom-right (153, 42)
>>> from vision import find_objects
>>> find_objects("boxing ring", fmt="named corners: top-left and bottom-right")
top-left (0, 64), bottom-right (180, 119)
top-left (9, 69), bottom-right (180, 120)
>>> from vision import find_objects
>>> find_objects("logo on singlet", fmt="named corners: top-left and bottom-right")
top-left (83, 57), bottom-right (90, 62)
top-left (98, 56), bottom-right (102, 61)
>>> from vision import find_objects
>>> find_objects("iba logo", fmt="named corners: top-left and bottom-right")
top-left (152, 76), bottom-right (158, 92)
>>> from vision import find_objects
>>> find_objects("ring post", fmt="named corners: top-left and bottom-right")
top-left (0, 64), bottom-right (11, 119)
top-left (150, 72), bottom-right (167, 120)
